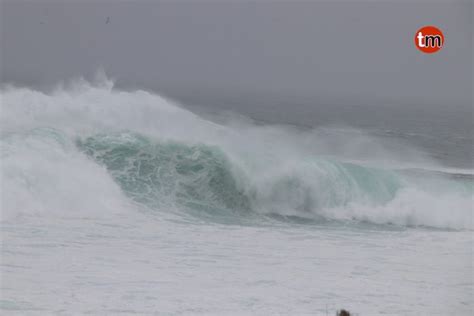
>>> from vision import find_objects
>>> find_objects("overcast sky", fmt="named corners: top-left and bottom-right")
top-left (1, 0), bottom-right (472, 108)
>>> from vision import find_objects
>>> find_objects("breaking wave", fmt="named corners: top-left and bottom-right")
top-left (1, 77), bottom-right (472, 229)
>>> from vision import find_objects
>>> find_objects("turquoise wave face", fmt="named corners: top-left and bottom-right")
top-left (76, 132), bottom-right (405, 221)
top-left (76, 133), bottom-right (253, 220)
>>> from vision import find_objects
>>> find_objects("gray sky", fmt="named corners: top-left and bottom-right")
top-left (1, 0), bottom-right (472, 108)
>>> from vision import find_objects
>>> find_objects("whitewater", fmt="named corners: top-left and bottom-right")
top-left (1, 78), bottom-right (473, 315)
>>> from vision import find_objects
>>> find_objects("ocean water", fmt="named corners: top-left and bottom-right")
top-left (1, 79), bottom-right (473, 315)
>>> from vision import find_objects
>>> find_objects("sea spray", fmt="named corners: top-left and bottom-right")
top-left (1, 79), bottom-right (472, 229)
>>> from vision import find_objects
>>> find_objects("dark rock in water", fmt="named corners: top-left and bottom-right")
top-left (337, 309), bottom-right (351, 316)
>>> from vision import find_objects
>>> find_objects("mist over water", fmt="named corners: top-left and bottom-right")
top-left (1, 77), bottom-right (473, 315)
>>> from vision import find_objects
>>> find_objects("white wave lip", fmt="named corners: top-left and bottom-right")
top-left (1, 77), bottom-right (472, 229)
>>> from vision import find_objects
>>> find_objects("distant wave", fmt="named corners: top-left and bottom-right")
top-left (1, 77), bottom-right (472, 229)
